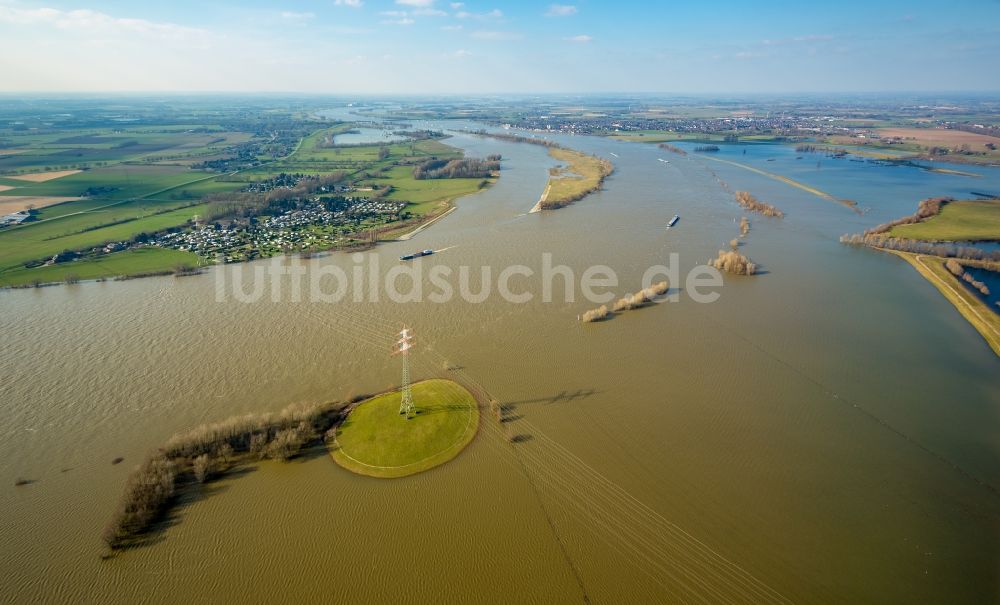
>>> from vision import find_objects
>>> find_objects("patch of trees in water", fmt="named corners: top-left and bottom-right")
top-left (658, 143), bottom-right (687, 156)
top-left (580, 281), bottom-right (669, 322)
top-left (102, 398), bottom-right (350, 551)
top-left (471, 130), bottom-right (560, 148)
top-left (735, 191), bottom-right (784, 218)
top-left (710, 249), bottom-right (757, 276)
top-left (580, 305), bottom-right (609, 323)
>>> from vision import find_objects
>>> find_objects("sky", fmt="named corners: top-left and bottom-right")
top-left (0, 0), bottom-right (998, 94)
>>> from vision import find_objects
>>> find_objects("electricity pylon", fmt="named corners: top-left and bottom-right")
top-left (393, 326), bottom-right (415, 418)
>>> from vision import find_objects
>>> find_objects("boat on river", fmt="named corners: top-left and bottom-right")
top-left (400, 249), bottom-right (435, 261)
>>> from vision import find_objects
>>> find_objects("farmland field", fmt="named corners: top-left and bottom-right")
top-left (890, 199), bottom-right (1000, 241)
top-left (0, 247), bottom-right (200, 287)
top-left (0, 202), bottom-right (208, 272)
top-left (0, 196), bottom-right (79, 214)
top-left (377, 165), bottom-right (488, 215)
top-left (0, 105), bottom-right (499, 286)
top-left (7, 169), bottom-right (82, 182)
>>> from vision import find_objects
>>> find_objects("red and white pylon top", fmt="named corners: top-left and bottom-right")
top-left (393, 326), bottom-right (414, 356)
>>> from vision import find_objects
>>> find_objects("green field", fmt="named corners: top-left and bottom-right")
top-left (329, 379), bottom-right (480, 479)
top-left (0, 247), bottom-right (201, 288)
top-left (375, 165), bottom-right (488, 215)
top-left (890, 200), bottom-right (1000, 241)
top-left (0, 148), bottom-right (252, 282)
top-left (0, 203), bottom-right (208, 273)
top-left (0, 129), bottom-right (248, 176)
top-left (0, 164), bottom-right (225, 202)
top-left (0, 116), bottom-right (496, 286)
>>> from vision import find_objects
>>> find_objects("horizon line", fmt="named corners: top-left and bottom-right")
top-left (1, 90), bottom-right (999, 97)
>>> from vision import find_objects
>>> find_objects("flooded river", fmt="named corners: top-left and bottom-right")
top-left (1, 115), bottom-right (999, 603)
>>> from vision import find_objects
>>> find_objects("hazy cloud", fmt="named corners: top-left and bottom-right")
top-left (379, 11), bottom-right (415, 25)
top-left (0, 2), bottom-right (993, 94)
top-left (414, 7), bottom-right (448, 16)
top-left (471, 30), bottom-right (521, 40)
top-left (279, 11), bottom-right (315, 23)
top-left (761, 34), bottom-right (834, 46)
top-left (0, 6), bottom-right (208, 41)
top-left (546, 4), bottom-right (578, 17)
top-left (456, 9), bottom-right (503, 20)
top-left (331, 25), bottom-right (374, 34)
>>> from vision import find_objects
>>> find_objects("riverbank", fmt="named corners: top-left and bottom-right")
top-left (376, 175), bottom-right (494, 241)
top-left (887, 250), bottom-right (1000, 356)
top-left (0, 247), bottom-right (203, 288)
top-left (843, 197), bottom-right (1000, 356)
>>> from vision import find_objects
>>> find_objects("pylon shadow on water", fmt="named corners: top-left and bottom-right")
top-left (503, 389), bottom-right (600, 407)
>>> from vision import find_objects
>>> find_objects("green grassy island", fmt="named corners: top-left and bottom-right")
top-left (329, 379), bottom-right (480, 479)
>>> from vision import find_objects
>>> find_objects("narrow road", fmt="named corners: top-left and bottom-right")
top-left (914, 254), bottom-right (1000, 340)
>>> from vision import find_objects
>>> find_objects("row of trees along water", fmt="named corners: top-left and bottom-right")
top-left (412, 155), bottom-right (501, 180)
top-left (580, 281), bottom-right (669, 322)
top-left (102, 398), bottom-right (355, 550)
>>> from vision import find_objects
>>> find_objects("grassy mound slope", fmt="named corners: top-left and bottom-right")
top-left (329, 379), bottom-right (479, 478)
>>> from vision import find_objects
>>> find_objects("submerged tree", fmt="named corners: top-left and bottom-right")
top-left (734, 191), bottom-right (783, 218)
top-left (192, 454), bottom-right (211, 484)
top-left (711, 250), bottom-right (757, 276)
top-left (580, 305), bottom-right (610, 323)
